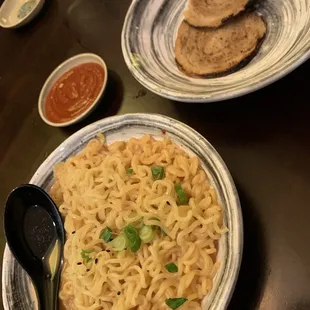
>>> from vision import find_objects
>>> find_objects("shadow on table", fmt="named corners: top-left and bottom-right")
top-left (227, 183), bottom-right (267, 310)
top-left (172, 59), bottom-right (310, 147)
top-left (63, 0), bottom-right (130, 62)
top-left (62, 70), bottom-right (124, 135)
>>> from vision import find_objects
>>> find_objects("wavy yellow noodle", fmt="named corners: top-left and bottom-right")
top-left (50, 134), bottom-right (228, 310)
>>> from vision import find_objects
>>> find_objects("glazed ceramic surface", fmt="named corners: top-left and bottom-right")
top-left (0, 0), bottom-right (45, 28)
top-left (38, 53), bottom-right (108, 128)
top-left (122, 0), bottom-right (310, 102)
top-left (2, 114), bottom-right (243, 310)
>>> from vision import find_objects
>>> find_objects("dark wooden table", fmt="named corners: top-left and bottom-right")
top-left (1, 0), bottom-right (310, 309)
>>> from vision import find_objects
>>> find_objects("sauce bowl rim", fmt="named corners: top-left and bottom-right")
top-left (38, 53), bottom-right (108, 127)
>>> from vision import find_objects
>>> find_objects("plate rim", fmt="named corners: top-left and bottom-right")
top-left (2, 113), bottom-right (243, 310)
top-left (121, 0), bottom-right (310, 103)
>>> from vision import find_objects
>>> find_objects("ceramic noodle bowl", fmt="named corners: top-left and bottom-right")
top-left (2, 114), bottom-right (243, 310)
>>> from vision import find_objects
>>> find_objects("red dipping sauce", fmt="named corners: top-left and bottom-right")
top-left (45, 62), bottom-right (105, 123)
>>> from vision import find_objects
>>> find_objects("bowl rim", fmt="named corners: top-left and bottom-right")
top-left (2, 113), bottom-right (243, 310)
top-left (0, 0), bottom-right (45, 29)
top-left (121, 0), bottom-right (310, 103)
top-left (38, 53), bottom-right (108, 128)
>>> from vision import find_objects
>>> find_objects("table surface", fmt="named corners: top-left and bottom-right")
top-left (1, 0), bottom-right (310, 309)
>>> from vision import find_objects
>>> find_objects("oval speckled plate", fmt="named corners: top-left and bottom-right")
top-left (2, 114), bottom-right (243, 310)
top-left (121, 0), bottom-right (310, 102)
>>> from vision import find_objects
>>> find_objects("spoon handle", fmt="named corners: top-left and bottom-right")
top-left (35, 276), bottom-right (59, 310)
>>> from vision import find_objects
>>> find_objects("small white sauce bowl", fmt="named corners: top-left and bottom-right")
top-left (38, 53), bottom-right (108, 128)
top-left (0, 0), bottom-right (45, 29)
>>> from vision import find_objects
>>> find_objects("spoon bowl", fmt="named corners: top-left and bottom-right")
top-left (4, 184), bottom-right (64, 310)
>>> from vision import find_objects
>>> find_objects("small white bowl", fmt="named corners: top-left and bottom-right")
top-left (0, 0), bottom-right (45, 29)
top-left (38, 53), bottom-right (108, 127)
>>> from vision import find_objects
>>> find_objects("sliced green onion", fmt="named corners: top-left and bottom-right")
top-left (165, 298), bottom-right (188, 309)
top-left (165, 263), bottom-right (178, 273)
top-left (139, 225), bottom-right (156, 243)
top-left (110, 234), bottom-right (128, 251)
top-left (100, 227), bottom-right (113, 242)
top-left (124, 225), bottom-right (139, 241)
top-left (175, 184), bottom-right (189, 204)
top-left (151, 166), bottom-right (165, 180)
top-left (124, 225), bottom-right (141, 253)
top-left (81, 249), bottom-right (93, 263)
top-left (126, 168), bottom-right (133, 174)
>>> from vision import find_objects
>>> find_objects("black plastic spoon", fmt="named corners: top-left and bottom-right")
top-left (4, 184), bottom-right (65, 310)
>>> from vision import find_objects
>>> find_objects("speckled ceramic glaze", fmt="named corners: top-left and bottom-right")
top-left (2, 114), bottom-right (243, 310)
top-left (0, 0), bottom-right (45, 28)
top-left (121, 0), bottom-right (310, 102)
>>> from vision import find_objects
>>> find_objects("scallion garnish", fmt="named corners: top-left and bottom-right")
top-left (165, 263), bottom-right (178, 273)
top-left (139, 225), bottom-right (156, 243)
top-left (124, 225), bottom-right (141, 253)
top-left (165, 298), bottom-right (187, 309)
top-left (151, 166), bottom-right (165, 180)
top-left (110, 234), bottom-right (128, 251)
top-left (81, 249), bottom-right (93, 263)
top-left (175, 184), bottom-right (188, 204)
top-left (126, 168), bottom-right (133, 174)
top-left (100, 227), bottom-right (113, 242)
